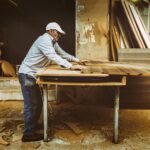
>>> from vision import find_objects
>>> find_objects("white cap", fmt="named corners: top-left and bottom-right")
top-left (46, 22), bottom-right (65, 34)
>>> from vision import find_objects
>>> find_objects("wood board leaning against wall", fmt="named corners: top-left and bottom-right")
top-left (110, 0), bottom-right (150, 108)
top-left (112, 0), bottom-right (150, 61)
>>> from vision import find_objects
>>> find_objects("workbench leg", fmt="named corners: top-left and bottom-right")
top-left (43, 84), bottom-right (48, 142)
top-left (113, 86), bottom-right (120, 144)
top-left (55, 85), bottom-right (58, 103)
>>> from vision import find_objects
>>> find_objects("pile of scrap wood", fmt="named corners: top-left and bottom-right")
top-left (0, 60), bottom-right (16, 77)
top-left (0, 43), bottom-right (16, 77)
top-left (111, 0), bottom-right (150, 63)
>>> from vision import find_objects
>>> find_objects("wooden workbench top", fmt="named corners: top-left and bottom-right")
top-left (36, 61), bottom-right (150, 77)
top-left (36, 67), bottom-right (109, 77)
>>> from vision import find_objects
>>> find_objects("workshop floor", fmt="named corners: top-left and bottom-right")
top-left (0, 101), bottom-right (149, 150)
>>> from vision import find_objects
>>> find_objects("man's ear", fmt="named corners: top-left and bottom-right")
top-left (48, 30), bottom-right (51, 34)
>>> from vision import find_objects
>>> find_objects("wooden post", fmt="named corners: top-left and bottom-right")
top-left (55, 85), bottom-right (59, 103)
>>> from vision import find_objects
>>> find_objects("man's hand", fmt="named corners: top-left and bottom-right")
top-left (77, 60), bottom-right (88, 65)
top-left (70, 64), bottom-right (86, 70)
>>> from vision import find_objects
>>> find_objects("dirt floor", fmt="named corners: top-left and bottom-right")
top-left (0, 101), bottom-right (149, 150)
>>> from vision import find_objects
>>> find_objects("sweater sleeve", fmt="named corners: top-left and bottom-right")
top-left (54, 43), bottom-right (79, 62)
top-left (38, 40), bottom-right (72, 68)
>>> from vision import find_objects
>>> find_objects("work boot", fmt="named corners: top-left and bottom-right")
top-left (22, 133), bottom-right (43, 142)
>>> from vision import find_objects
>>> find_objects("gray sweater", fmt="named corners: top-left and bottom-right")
top-left (19, 33), bottom-right (78, 78)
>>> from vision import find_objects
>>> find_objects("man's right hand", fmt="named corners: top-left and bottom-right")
top-left (70, 65), bottom-right (86, 70)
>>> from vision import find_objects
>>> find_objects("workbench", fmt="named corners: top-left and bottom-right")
top-left (36, 64), bottom-right (128, 143)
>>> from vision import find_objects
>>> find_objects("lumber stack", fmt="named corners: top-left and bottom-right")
top-left (111, 0), bottom-right (150, 63)
top-left (81, 61), bottom-right (150, 77)
top-left (117, 48), bottom-right (150, 63)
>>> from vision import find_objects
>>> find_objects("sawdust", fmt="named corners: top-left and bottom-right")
top-left (0, 101), bottom-right (149, 150)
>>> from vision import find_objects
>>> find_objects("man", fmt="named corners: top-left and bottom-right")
top-left (18, 22), bottom-right (84, 142)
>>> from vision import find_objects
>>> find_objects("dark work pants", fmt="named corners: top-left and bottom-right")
top-left (18, 73), bottom-right (43, 136)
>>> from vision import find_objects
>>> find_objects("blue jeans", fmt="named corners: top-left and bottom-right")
top-left (18, 73), bottom-right (43, 136)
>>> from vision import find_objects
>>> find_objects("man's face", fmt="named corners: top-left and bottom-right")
top-left (49, 29), bottom-right (62, 42)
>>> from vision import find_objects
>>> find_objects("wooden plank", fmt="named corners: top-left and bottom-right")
top-left (121, 0), bottom-right (143, 48)
top-left (118, 12), bottom-right (135, 47)
top-left (135, 6), bottom-right (150, 40)
top-left (118, 58), bottom-right (150, 64)
top-left (109, 0), bottom-right (115, 61)
top-left (118, 48), bottom-right (150, 53)
top-left (102, 67), bottom-right (127, 75)
top-left (119, 54), bottom-right (150, 59)
top-left (124, 1), bottom-right (146, 48)
top-left (82, 66), bottom-right (143, 76)
top-left (116, 18), bottom-right (129, 48)
top-left (36, 81), bottom-right (126, 86)
top-left (84, 61), bottom-right (150, 70)
top-left (37, 62), bottom-right (150, 78)
top-left (125, 68), bottom-right (144, 76)
top-left (111, 34), bottom-right (117, 61)
top-left (129, 2), bottom-right (150, 48)
top-left (87, 62), bottom-right (144, 71)
top-left (62, 121), bottom-right (83, 135)
top-left (116, 67), bottom-right (130, 75)
top-left (112, 26), bottom-right (119, 61)
top-left (115, 1), bottom-right (144, 48)
top-left (82, 65), bottom-right (127, 75)
top-left (82, 62), bottom-right (150, 76)
top-left (37, 68), bottom-right (108, 77)
top-left (118, 48), bottom-right (150, 63)
top-left (112, 26), bottom-right (119, 48)
top-left (119, 33), bottom-right (125, 48)
top-left (123, 0), bottom-right (146, 48)
top-left (114, 26), bottom-right (121, 47)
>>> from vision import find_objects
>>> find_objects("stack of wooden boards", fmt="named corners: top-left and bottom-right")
top-left (117, 48), bottom-right (150, 63)
top-left (0, 60), bottom-right (16, 77)
top-left (81, 61), bottom-right (150, 76)
top-left (111, 0), bottom-right (150, 62)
